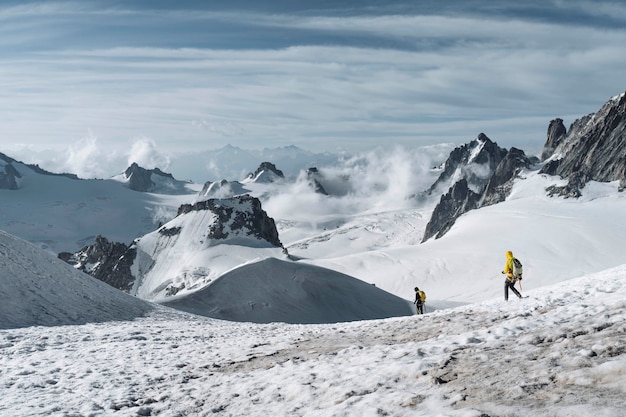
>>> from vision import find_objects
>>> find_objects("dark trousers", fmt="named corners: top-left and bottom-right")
top-left (504, 279), bottom-right (522, 300)
top-left (415, 302), bottom-right (423, 314)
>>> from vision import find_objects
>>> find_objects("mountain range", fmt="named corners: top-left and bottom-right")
top-left (2, 91), bottom-right (626, 323)
top-left (2, 91), bottom-right (626, 416)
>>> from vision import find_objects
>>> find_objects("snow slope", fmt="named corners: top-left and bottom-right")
top-left (1, 263), bottom-right (625, 416)
top-left (291, 167), bottom-right (626, 303)
top-left (0, 230), bottom-right (153, 329)
top-left (130, 197), bottom-right (285, 301)
top-left (161, 257), bottom-right (415, 323)
top-left (0, 159), bottom-right (197, 254)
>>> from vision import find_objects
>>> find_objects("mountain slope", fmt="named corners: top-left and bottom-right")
top-left (1, 262), bottom-right (625, 416)
top-left (0, 230), bottom-right (153, 329)
top-left (161, 257), bottom-right (415, 324)
top-left (0, 158), bottom-right (194, 253)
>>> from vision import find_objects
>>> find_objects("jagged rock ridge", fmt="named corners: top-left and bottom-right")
top-left (60, 195), bottom-right (282, 298)
top-left (176, 195), bottom-right (282, 247)
top-left (540, 92), bottom-right (626, 194)
top-left (120, 162), bottom-right (189, 193)
top-left (58, 236), bottom-right (135, 292)
top-left (422, 134), bottom-right (531, 241)
top-left (244, 162), bottom-right (285, 183)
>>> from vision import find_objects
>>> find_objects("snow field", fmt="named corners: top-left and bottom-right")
top-left (1, 265), bottom-right (625, 416)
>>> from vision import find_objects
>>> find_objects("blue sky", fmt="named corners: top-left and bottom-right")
top-left (1, 0), bottom-right (625, 173)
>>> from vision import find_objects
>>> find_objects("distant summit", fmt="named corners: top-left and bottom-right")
top-left (243, 162), bottom-right (285, 183)
top-left (115, 162), bottom-right (190, 194)
top-left (0, 151), bottom-right (78, 190)
top-left (198, 179), bottom-right (249, 200)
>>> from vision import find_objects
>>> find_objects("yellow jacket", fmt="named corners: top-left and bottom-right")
top-left (502, 250), bottom-right (515, 280)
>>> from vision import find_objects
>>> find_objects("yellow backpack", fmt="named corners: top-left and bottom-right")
top-left (418, 290), bottom-right (426, 302)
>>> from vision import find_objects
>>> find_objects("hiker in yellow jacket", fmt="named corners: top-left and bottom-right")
top-left (502, 250), bottom-right (523, 301)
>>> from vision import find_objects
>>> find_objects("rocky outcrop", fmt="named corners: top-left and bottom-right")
top-left (177, 195), bottom-right (282, 247)
top-left (198, 179), bottom-right (248, 199)
top-left (539, 92), bottom-right (626, 195)
top-left (427, 133), bottom-right (508, 196)
top-left (59, 195), bottom-right (283, 293)
top-left (541, 118), bottom-right (567, 161)
top-left (122, 162), bottom-right (188, 193)
top-left (58, 235), bottom-right (136, 292)
top-left (245, 162), bottom-right (285, 183)
top-left (422, 135), bottom-right (531, 242)
top-left (306, 167), bottom-right (328, 195)
top-left (423, 179), bottom-right (481, 240)
top-left (0, 162), bottom-right (21, 190)
top-left (480, 147), bottom-right (530, 206)
top-left (1, 152), bottom-right (78, 189)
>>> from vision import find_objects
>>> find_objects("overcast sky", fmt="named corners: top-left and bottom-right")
top-left (2, 0), bottom-right (625, 161)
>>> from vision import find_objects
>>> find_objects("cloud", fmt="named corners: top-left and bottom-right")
top-left (58, 132), bottom-right (121, 179)
top-left (0, 1), bottom-right (624, 160)
top-left (263, 145), bottom-right (445, 225)
top-left (126, 137), bottom-right (170, 170)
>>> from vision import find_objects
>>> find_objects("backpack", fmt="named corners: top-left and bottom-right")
top-left (418, 290), bottom-right (426, 302)
top-left (512, 258), bottom-right (523, 278)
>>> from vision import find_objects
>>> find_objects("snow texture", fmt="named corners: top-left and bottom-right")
top-left (1, 260), bottom-right (625, 416)
top-left (0, 230), bottom-right (153, 329)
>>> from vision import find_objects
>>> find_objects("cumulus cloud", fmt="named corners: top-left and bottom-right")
top-left (263, 145), bottom-right (444, 225)
top-left (126, 137), bottom-right (171, 170)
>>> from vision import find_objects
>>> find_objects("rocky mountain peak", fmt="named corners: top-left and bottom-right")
top-left (58, 235), bottom-right (135, 292)
top-left (423, 137), bottom-right (530, 242)
top-left (539, 91), bottom-right (626, 195)
top-left (306, 167), bottom-right (329, 195)
top-left (427, 133), bottom-right (508, 195)
top-left (541, 118), bottom-right (567, 161)
top-left (176, 194), bottom-right (282, 247)
top-left (121, 162), bottom-right (188, 193)
top-left (0, 160), bottom-right (21, 190)
top-left (245, 162), bottom-right (285, 183)
top-left (60, 195), bottom-right (283, 296)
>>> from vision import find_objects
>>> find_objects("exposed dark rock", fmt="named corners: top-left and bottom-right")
top-left (422, 134), bottom-right (529, 241)
top-left (122, 162), bottom-right (187, 193)
top-left (541, 118), bottom-right (567, 161)
top-left (245, 162), bottom-right (285, 182)
top-left (158, 226), bottom-right (181, 237)
top-left (124, 162), bottom-right (154, 191)
top-left (480, 148), bottom-right (532, 207)
top-left (0, 162), bottom-right (21, 190)
top-left (306, 167), bottom-right (328, 195)
top-left (0, 151), bottom-right (78, 186)
top-left (58, 235), bottom-right (136, 292)
top-left (423, 179), bottom-right (481, 241)
top-left (177, 195), bottom-right (282, 247)
top-left (427, 133), bottom-right (508, 196)
top-left (539, 92), bottom-right (626, 195)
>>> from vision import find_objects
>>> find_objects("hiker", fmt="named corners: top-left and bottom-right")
top-left (502, 250), bottom-right (523, 301)
top-left (414, 287), bottom-right (426, 314)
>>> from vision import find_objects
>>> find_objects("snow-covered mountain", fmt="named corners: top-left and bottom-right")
top-left (2, 91), bottom-right (626, 416)
top-left (168, 144), bottom-right (345, 182)
top-left (2, 232), bottom-right (625, 416)
top-left (540, 91), bottom-right (626, 195)
top-left (0, 230), bottom-right (152, 330)
top-left (112, 162), bottom-right (191, 194)
top-left (422, 133), bottom-right (532, 241)
top-left (0, 157), bottom-right (196, 253)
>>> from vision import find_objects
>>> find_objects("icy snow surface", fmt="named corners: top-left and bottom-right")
top-left (1, 265), bottom-right (625, 416)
